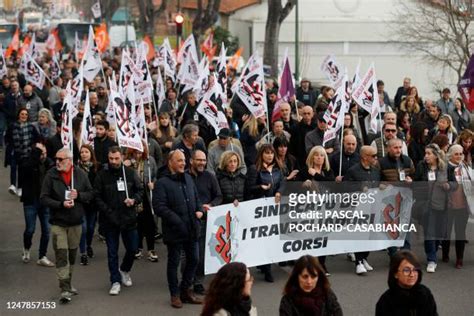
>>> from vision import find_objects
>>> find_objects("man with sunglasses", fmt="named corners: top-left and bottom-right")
top-left (370, 122), bottom-right (408, 159)
top-left (40, 147), bottom-right (94, 304)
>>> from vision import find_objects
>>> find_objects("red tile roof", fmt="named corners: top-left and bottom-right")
top-left (181, 0), bottom-right (261, 15)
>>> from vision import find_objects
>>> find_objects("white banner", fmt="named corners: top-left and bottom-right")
top-left (234, 54), bottom-right (266, 118)
top-left (0, 45), bottom-right (8, 78)
top-left (352, 63), bottom-right (380, 133)
top-left (82, 26), bottom-right (102, 82)
top-left (80, 91), bottom-right (96, 147)
top-left (205, 186), bottom-right (413, 274)
top-left (112, 88), bottom-right (143, 152)
top-left (320, 54), bottom-right (344, 89)
top-left (18, 52), bottom-right (45, 89)
top-left (197, 77), bottom-right (229, 135)
top-left (91, 1), bottom-right (101, 19)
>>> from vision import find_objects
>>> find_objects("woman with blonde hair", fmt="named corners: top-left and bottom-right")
top-left (428, 114), bottom-right (458, 144)
top-left (33, 108), bottom-right (57, 141)
top-left (216, 151), bottom-right (247, 206)
top-left (400, 96), bottom-right (420, 122)
top-left (240, 115), bottom-right (267, 166)
top-left (150, 112), bottom-right (177, 163)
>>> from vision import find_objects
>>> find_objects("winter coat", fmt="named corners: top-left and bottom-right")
top-left (93, 136), bottom-right (117, 166)
top-left (153, 168), bottom-right (203, 244)
top-left (376, 284), bottom-right (438, 316)
top-left (21, 147), bottom-right (54, 204)
top-left (189, 169), bottom-right (222, 206)
top-left (247, 165), bottom-right (285, 199)
top-left (6, 121), bottom-right (40, 160)
top-left (94, 164), bottom-right (144, 231)
top-left (279, 289), bottom-right (343, 316)
top-left (40, 166), bottom-right (94, 227)
top-left (449, 108), bottom-right (471, 132)
top-left (216, 168), bottom-right (247, 204)
top-left (17, 93), bottom-right (43, 122)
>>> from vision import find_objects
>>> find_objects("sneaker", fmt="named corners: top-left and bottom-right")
top-left (120, 270), bottom-right (132, 287)
top-left (86, 246), bottom-right (94, 258)
top-left (426, 262), bottom-right (437, 273)
top-left (37, 256), bottom-right (55, 267)
top-left (134, 249), bottom-right (142, 259)
top-left (8, 185), bottom-right (16, 195)
top-left (154, 233), bottom-right (163, 240)
top-left (22, 249), bottom-right (30, 263)
top-left (16, 188), bottom-right (22, 197)
top-left (109, 282), bottom-right (121, 295)
top-left (70, 286), bottom-right (79, 295)
top-left (59, 291), bottom-right (72, 304)
top-left (362, 259), bottom-right (374, 271)
top-left (147, 250), bottom-right (158, 262)
top-left (356, 262), bottom-right (368, 274)
top-left (80, 254), bottom-right (88, 265)
top-left (347, 253), bottom-right (356, 262)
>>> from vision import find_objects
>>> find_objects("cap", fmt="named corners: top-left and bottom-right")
top-left (218, 128), bottom-right (231, 139)
top-left (317, 112), bottom-right (326, 123)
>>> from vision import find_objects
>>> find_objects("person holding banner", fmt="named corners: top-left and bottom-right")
top-left (94, 146), bottom-right (144, 295)
top-left (240, 115), bottom-right (267, 167)
top-left (376, 250), bottom-right (438, 316)
top-left (201, 262), bottom-right (257, 316)
top-left (279, 255), bottom-right (343, 316)
top-left (216, 151), bottom-right (248, 206)
top-left (305, 113), bottom-right (340, 156)
top-left (248, 144), bottom-right (285, 282)
top-left (153, 150), bottom-right (204, 308)
top-left (40, 147), bottom-right (94, 303)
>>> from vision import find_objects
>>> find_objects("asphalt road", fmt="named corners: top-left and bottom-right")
top-left (0, 155), bottom-right (473, 316)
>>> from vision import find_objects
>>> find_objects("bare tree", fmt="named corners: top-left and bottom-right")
top-left (393, 0), bottom-right (474, 85)
top-left (136, 0), bottom-right (168, 39)
top-left (263, 0), bottom-right (296, 78)
top-left (192, 0), bottom-right (222, 40)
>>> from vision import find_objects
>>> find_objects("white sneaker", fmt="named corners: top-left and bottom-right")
top-left (22, 249), bottom-right (30, 263)
top-left (356, 262), bottom-right (367, 274)
top-left (8, 185), bottom-right (16, 195)
top-left (37, 256), bottom-right (55, 267)
top-left (120, 270), bottom-right (132, 287)
top-left (109, 282), bottom-right (121, 295)
top-left (426, 262), bottom-right (437, 273)
top-left (362, 259), bottom-right (374, 271)
top-left (347, 253), bottom-right (356, 262)
top-left (16, 188), bottom-right (22, 197)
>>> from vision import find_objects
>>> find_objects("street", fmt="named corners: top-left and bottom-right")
top-left (0, 156), bottom-right (473, 316)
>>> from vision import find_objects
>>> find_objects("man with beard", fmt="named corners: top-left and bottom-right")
top-left (93, 120), bottom-right (117, 167)
top-left (17, 84), bottom-right (43, 122)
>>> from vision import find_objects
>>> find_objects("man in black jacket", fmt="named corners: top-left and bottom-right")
top-left (153, 150), bottom-right (204, 308)
top-left (188, 150), bottom-right (222, 295)
top-left (40, 147), bottom-right (94, 304)
top-left (21, 143), bottom-right (55, 266)
top-left (93, 120), bottom-right (117, 167)
top-left (94, 146), bottom-right (144, 296)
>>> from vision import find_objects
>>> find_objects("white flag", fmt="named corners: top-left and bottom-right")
top-left (28, 33), bottom-right (41, 60)
top-left (352, 58), bottom-right (362, 90)
top-left (18, 52), bottom-right (46, 89)
top-left (106, 76), bottom-right (116, 125)
top-left (82, 26), bottom-right (102, 82)
top-left (162, 38), bottom-right (176, 81)
top-left (177, 34), bottom-right (198, 64)
top-left (351, 63), bottom-right (380, 133)
top-left (112, 87), bottom-right (143, 152)
top-left (179, 51), bottom-right (200, 93)
top-left (231, 50), bottom-right (261, 93)
top-left (193, 58), bottom-right (210, 101)
top-left (134, 44), bottom-right (153, 104)
top-left (197, 78), bottom-right (229, 135)
top-left (91, 1), bottom-right (101, 19)
top-left (323, 74), bottom-right (351, 146)
top-left (61, 81), bottom-right (74, 152)
top-left (320, 54), bottom-right (344, 89)
top-left (215, 43), bottom-right (228, 106)
top-left (0, 45), bottom-right (7, 79)
top-left (50, 53), bottom-right (61, 80)
top-left (70, 62), bottom-right (84, 112)
top-left (80, 91), bottom-right (96, 147)
top-left (155, 67), bottom-right (166, 111)
top-left (234, 52), bottom-right (266, 118)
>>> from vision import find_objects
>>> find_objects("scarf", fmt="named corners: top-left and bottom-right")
top-left (60, 166), bottom-right (73, 187)
top-left (293, 287), bottom-right (326, 315)
top-left (224, 296), bottom-right (252, 316)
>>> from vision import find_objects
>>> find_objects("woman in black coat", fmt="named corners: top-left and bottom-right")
top-left (216, 151), bottom-right (247, 206)
top-left (376, 250), bottom-right (438, 316)
top-left (280, 255), bottom-right (342, 316)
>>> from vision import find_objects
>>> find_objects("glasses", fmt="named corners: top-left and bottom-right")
top-left (399, 267), bottom-right (420, 276)
top-left (384, 129), bottom-right (397, 133)
top-left (371, 154), bottom-right (378, 158)
top-left (55, 157), bottom-right (70, 162)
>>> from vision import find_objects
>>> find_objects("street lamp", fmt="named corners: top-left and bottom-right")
top-left (175, 12), bottom-right (184, 48)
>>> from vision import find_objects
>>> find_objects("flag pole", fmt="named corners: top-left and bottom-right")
top-left (113, 105), bottom-right (130, 200)
top-left (339, 125), bottom-right (344, 177)
top-left (379, 110), bottom-right (385, 157)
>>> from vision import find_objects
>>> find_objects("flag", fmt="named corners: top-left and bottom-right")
top-left (201, 31), bottom-right (216, 61)
top-left (197, 76), bottom-right (229, 135)
top-left (0, 45), bottom-right (7, 78)
top-left (50, 3), bottom-right (57, 17)
top-left (193, 58), bottom-right (210, 101)
top-left (134, 99), bottom-right (147, 143)
top-left (106, 76), bottom-right (117, 124)
top-left (177, 34), bottom-right (198, 64)
top-left (142, 35), bottom-right (155, 62)
top-left (18, 52), bottom-right (46, 89)
top-left (459, 54), bottom-right (474, 112)
top-left (272, 51), bottom-right (295, 122)
top-left (94, 23), bottom-right (109, 53)
top-left (61, 81), bottom-right (74, 152)
top-left (162, 38), bottom-right (176, 81)
top-left (5, 27), bottom-right (20, 58)
top-left (320, 54), bottom-right (344, 89)
top-left (70, 62), bottom-right (84, 112)
top-left (26, 33), bottom-right (41, 60)
top-left (323, 74), bottom-right (351, 146)
top-left (215, 43), bottom-right (228, 106)
top-left (179, 51), bottom-right (200, 93)
top-left (352, 58), bottom-right (361, 90)
top-left (45, 28), bottom-right (62, 56)
top-left (82, 26), bottom-right (102, 82)
top-left (155, 67), bottom-right (166, 110)
top-left (50, 53), bottom-right (61, 80)
top-left (80, 91), bottom-right (96, 147)
top-left (231, 50), bottom-right (261, 93)
top-left (91, 1), bottom-right (101, 19)
top-left (111, 87), bottom-right (143, 152)
top-left (18, 35), bottom-right (31, 58)
top-left (235, 52), bottom-right (266, 118)
top-left (228, 47), bottom-right (243, 73)
top-left (351, 63), bottom-right (380, 133)
top-left (118, 50), bottom-right (135, 94)
top-left (75, 32), bottom-right (87, 61)
top-left (134, 44), bottom-right (154, 104)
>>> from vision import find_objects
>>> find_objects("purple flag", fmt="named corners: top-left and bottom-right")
top-left (272, 55), bottom-right (295, 122)
top-left (458, 54), bottom-right (474, 111)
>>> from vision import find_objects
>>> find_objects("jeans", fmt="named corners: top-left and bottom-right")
top-left (23, 200), bottom-right (50, 258)
top-left (425, 240), bottom-right (441, 263)
top-left (79, 208), bottom-right (97, 254)
top-left (105, 228), bottom-right (138, 284)
top-left (166, 240), bottom-right (199, 297)
top-left (8, 149), bottom-right (17, 186)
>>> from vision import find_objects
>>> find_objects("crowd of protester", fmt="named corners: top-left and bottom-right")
top-left (0, 48), bottom-right (472, 315)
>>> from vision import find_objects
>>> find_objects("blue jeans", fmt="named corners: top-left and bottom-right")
top-left (105, 228), bottom-right (138, 284)
top-left (425, 240), bottom-right (441, 263)
top-left (79, 209), bottom-right (97, 253)
top-left (9, 149), bottom-right (17, 186)
top-left (388, 231), bottom-right (412, 257)
top-left (23, 200), bottom-right (50, 258)
top-left (166, 240), bottom-right (199, 297)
